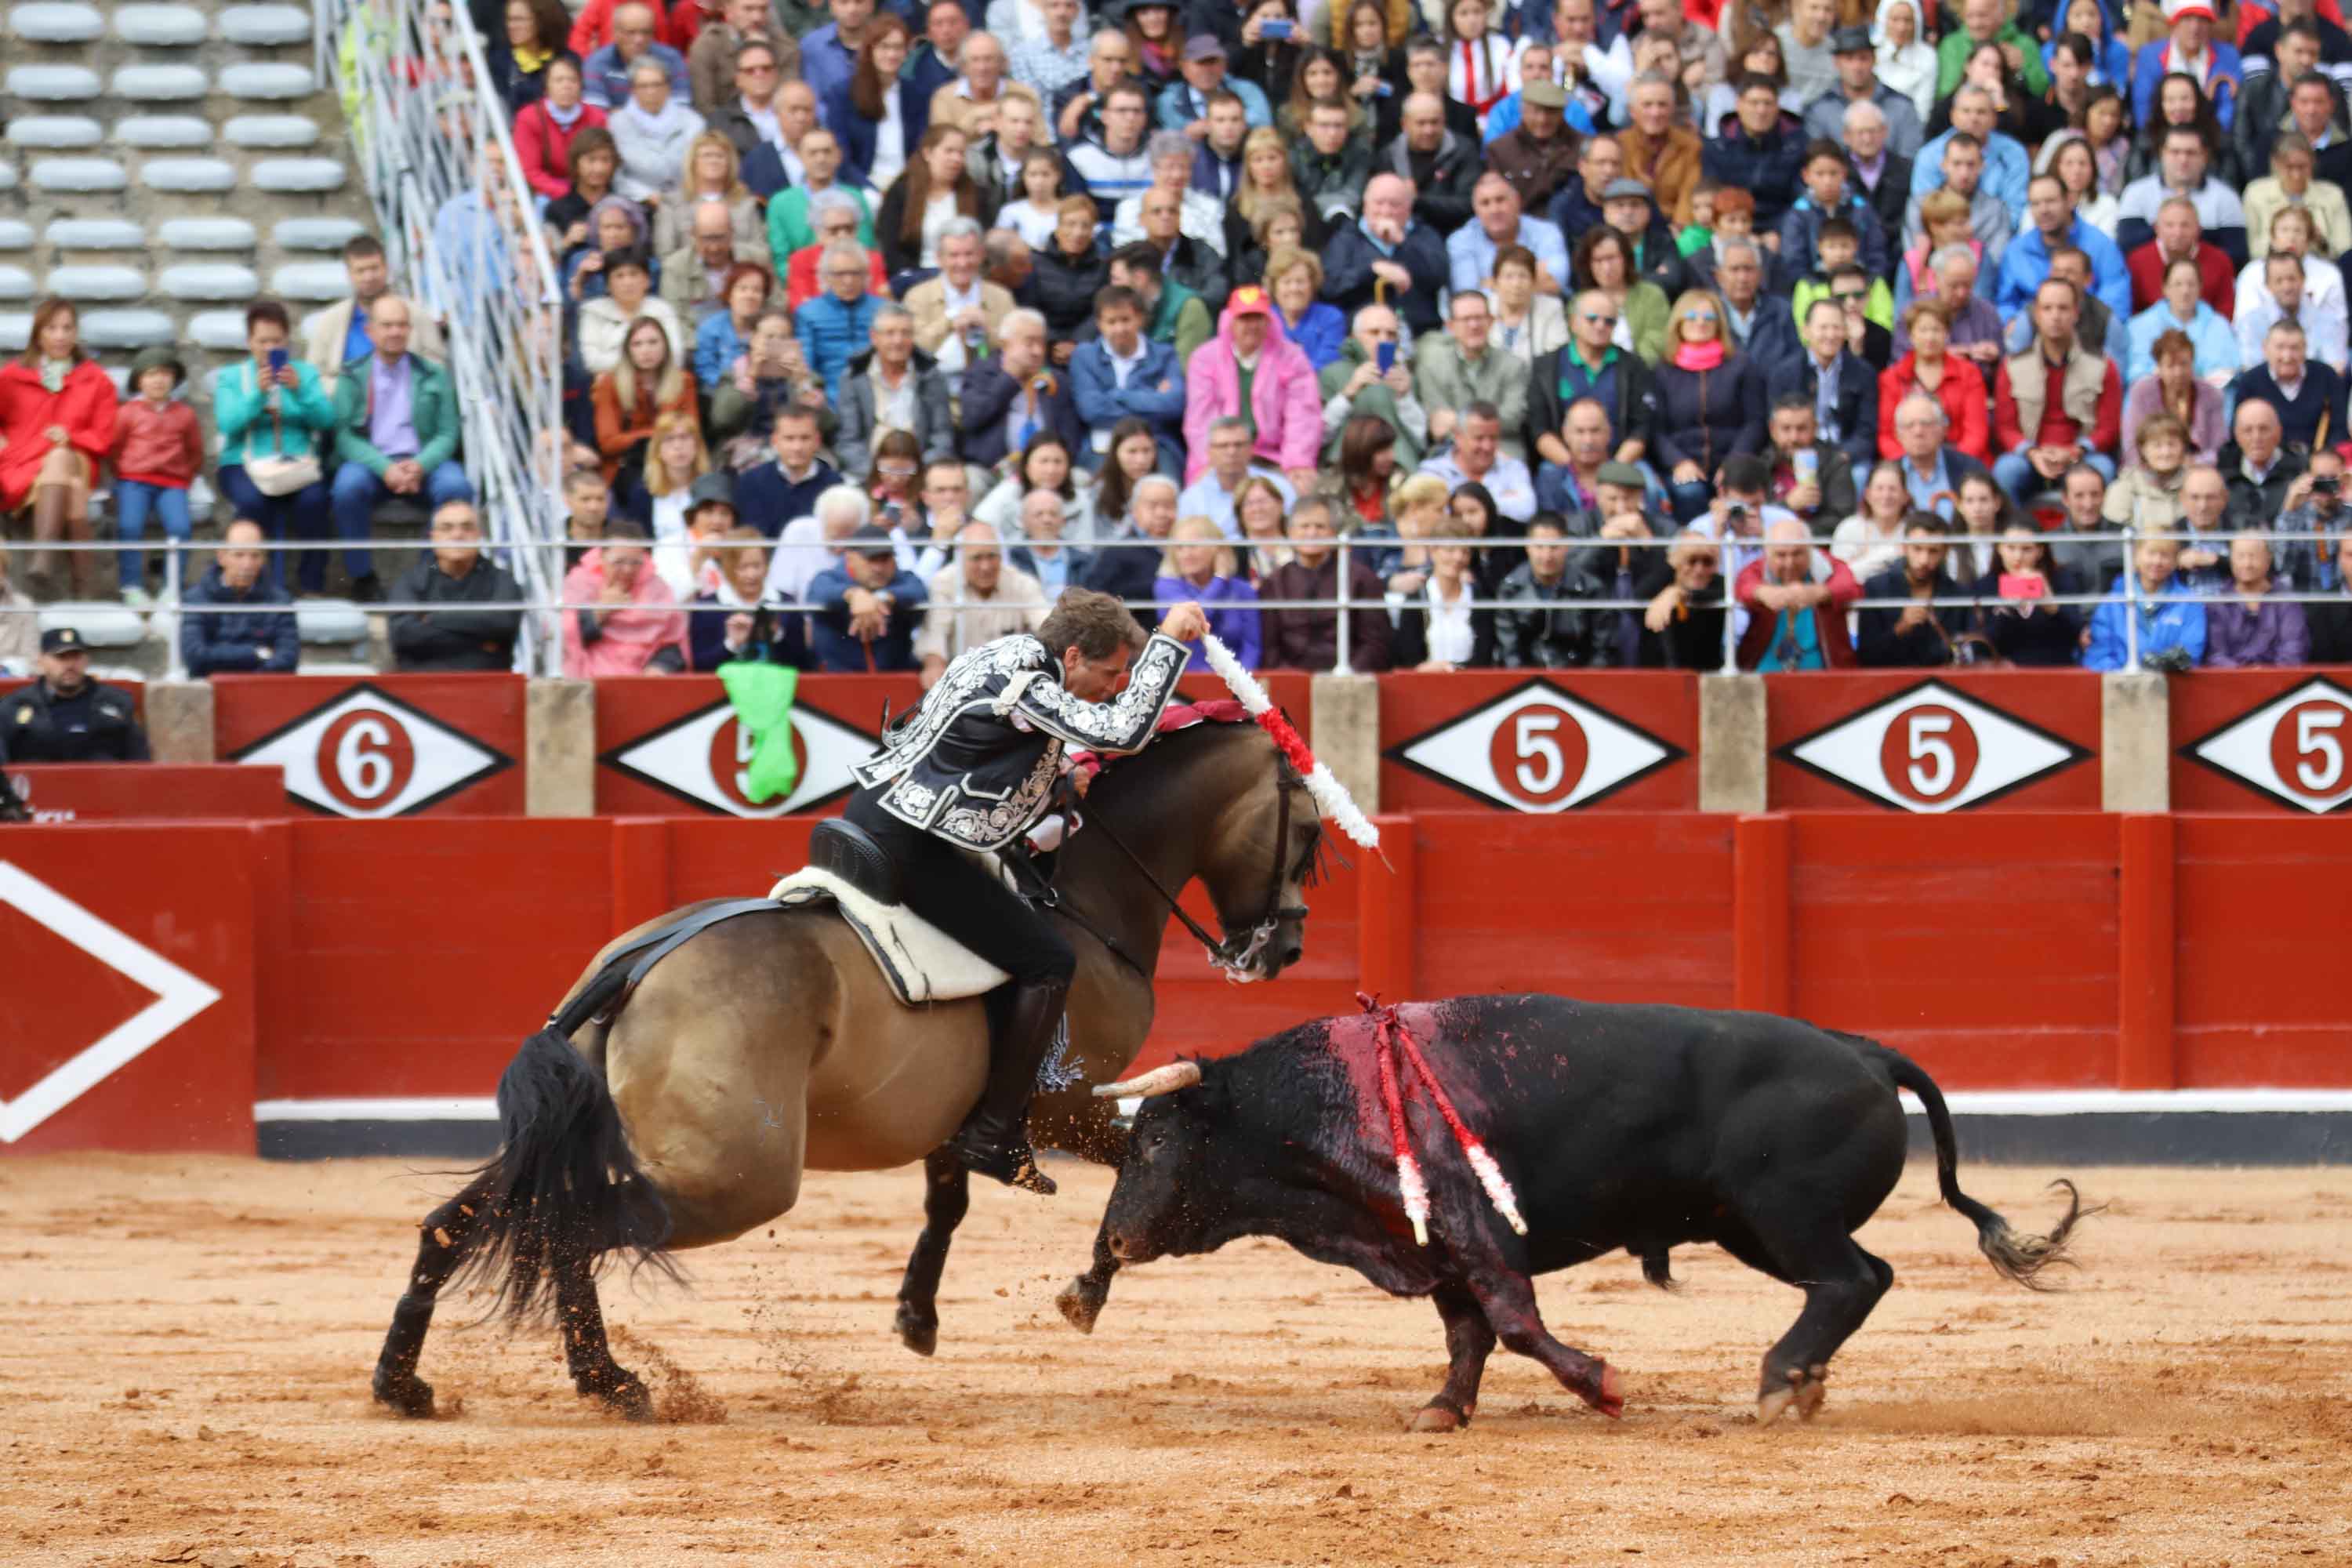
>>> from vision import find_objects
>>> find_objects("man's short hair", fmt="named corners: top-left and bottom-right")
top-left (938, 215), bottom-right (985, 247)
top-left (602, 519), bottom-right (652, 545)
top-left (1209, 414), bottom-right (1252, 440)
top-left (1095, 284), bottom-right (1143, 318)
top-left (814, 485), bottom-right (871, 529)
top-left (604, 245), bottom-right (652, 278)
top-left (1134, 473), bottom-right (1178, 501)
top-left (1771, 390), bottom-right (1815, 419)
top-left (1462, 400), bottom-right (1501, 426)
top-left (2269, 318), bottom-right (2310, 342)
top-left (1719, 454), bottom-right (1770, 494)
top-left (1818, 215), bottom-right (1857, 246)
top-left (1040, 586), bottom-right (1148, 660)
top-left (245, 299), bottom-right (291, 334)
top-left (1802, 137), bottom-right (1846, 170)
top-left (565, 465), bottom-right (609, 493)
top-left (1904, 513), bottom-right (1951, 537)
top-left (1827, 261), bottom-right (1867, 288)
top-left (2045, 243), bottom-right (2087, 273)
top-left (2284, 18), bottom-right (2325, 48)
top-left (774, 401), bottom-right (820, 430)
top-left (1103, 80), bottom-right (1150, 114)
top-left (343, 234), bottom-right (387, 263)
top-left (1715, 235), bottom-right (1762, 267)
top-left (1146, 129), bottom-right (1193, 163)
top-left (1943, 130), bottom-right (1983, 157)
top-left (1108, 240), bottom-right (1163, 273)
top-left (2163, 123), bottom-right (2207, 150)
top-left (1734, 71), bottom-right (1779, 97)
top-left (1842, 100), bottom-right (1886, 132)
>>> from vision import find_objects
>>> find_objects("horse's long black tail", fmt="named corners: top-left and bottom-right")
top-left (447, 968), bottom-right (681, 1324)
top-left (1866, 1037), bottom-right (2096, 1291)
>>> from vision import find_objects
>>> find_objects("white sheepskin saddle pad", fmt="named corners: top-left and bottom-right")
top-left (769, 867), bottom-right (1011, 1005)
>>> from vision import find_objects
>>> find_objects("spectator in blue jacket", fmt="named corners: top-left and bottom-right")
top-left (791, 240), bottom-right (887, 398)
top-left (1777, 140), bottom-right (1893, 281)
top-left (180, 520), bottom-right (298, 677)
top-left (2084, 533), bottom-right (2209, 669)
top-left (1910, 86), bottom-right (2031, 218)
top-left (1998, 172), bottom-right (2133, 322)
top-left (806, 524), bottom-right (931, 670)
top-left (1069, 285), bottom-right (1187, 473)
top-left (1700, 75), bottom-right (1808, 230)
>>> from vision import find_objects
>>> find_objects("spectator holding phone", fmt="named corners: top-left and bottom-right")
top-left (2205, 530), bottom-right (2313, 666)
top-left (215, 301), bottom-right (337, 594)
top-left (1975, 522), bottom-right (2086, 667)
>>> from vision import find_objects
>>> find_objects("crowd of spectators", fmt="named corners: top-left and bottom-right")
top-left (13, 0), bottom-right (2352, 683)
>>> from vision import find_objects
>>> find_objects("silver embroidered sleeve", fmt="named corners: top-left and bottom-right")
top-left (1014, 633), bottom-right (1189, 754)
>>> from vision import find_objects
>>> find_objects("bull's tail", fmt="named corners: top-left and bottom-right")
top-left (1867, 1039), bottom-right (2095, 1291)
top-left (447, 961), bottom-right (681, 1324)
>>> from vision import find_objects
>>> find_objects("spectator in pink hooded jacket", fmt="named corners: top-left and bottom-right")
top-left (1181, 285), bottom-right (1323, 492)
top-left (561, 524), bottom-right (691, 676)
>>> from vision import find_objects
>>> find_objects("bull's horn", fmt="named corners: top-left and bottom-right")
top-left (1091, 1062), bottom-right (1203, 1099)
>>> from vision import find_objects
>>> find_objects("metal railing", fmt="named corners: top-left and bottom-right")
top-left (10, 528), bottom-right (2350, 681)
top-left (314, 0), bottom-right (568, 675)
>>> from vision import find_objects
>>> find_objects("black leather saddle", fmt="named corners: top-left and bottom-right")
top-left (808, 818), bottom-right (902, 906)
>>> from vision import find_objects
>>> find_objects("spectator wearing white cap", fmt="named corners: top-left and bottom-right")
top-left (2132, 0), bottom-right (2244, 133)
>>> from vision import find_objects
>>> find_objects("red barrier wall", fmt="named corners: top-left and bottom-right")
top-left (214, 673), bottom-right (525, 818)
top-left (0, 826), bottom-right (256, 1152)
top-left (1378, 671), bottom-right (1699, 811)
top-left (1766, 672), bottom-right (2102, 811)
top-left (11, 810), bottom-right (2352, 1152)
top-left (6, 764), bottom-right (287, 821)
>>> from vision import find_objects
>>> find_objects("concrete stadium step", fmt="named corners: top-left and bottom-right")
top-left (8, 3), bottom-right (106, 43)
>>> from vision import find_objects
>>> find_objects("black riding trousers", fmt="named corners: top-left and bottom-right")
top-left (845, 793), bottom-right (1077, 987)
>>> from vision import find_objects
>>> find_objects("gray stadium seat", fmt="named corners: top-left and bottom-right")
top-left (217, 2), bottom-right (310, 44)
top-left (46, 263), bottom-right (147, 300)
top-left (111, 2), bottom-right (209, 44)
top-left (250, 157), bottom-right (345, 193)
top-left (162, 262), bottom-right (263, 300)
top-left (271, 216), bottom-right (365, 250)
top-left (0, 222), bottom-right (28, 251)
top-left (296, 601), bottom-right (372, 646)
top-left (38, 603), bottom-right (147, 648)
top-left (0, 266), bottom-right (33, 302)
top-left (45, 217), bottom-right (147, 249)
top-left (158, 216), bottom-right (257, 250)
top-left (118, 115), bottom-right (217, 149)
top-left (141, 156), bottom-right (238, 192)
top-left (187, 309), bottom-right (250, 350)
top-left (111, 64), bottom-right (211, 100)
top-left (0, 164), bottom-right (15, 191)
top-left (6, 64), bottom-right (103, 100)
top-left (0, 315), bottom-right (28, 350)
top-left (222, 113), bottom-right (318, 148)
top-left (218, 62), bottom-right (314, 99)
top-left (78, 308), bottom-right (174, 347)
top-left (5, 116), bottom-right (103, 149)
top-left (31, 157), bottom-right (130, 192)
top-left (9, 2), bottom-right (105, 42)
top-left (270, 260), bottom-right (347, 301)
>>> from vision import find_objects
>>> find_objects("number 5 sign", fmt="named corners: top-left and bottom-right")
top-left (1386, 677), bottom-right (1686, 812)
top-left (2181, 677), bottom-right (2352, 813)
top-left (1777, 680), bottom-right (2091, 812)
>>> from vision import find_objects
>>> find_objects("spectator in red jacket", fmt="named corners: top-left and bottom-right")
top-left (1993, 278), bottom-right (2122, 502)
top-left (513, 54), bottom-right (608, 201)
top-left (570, 0), bottom-right (673, 56)
top-left (0, 298), bottom-right (118, 603)
top-left (1879, 299), bottom-right (1991, 463)
top-left (2125, 196), bottom-right (2238, 317)
top-left (1734, 517), bottom-right (1862, 669)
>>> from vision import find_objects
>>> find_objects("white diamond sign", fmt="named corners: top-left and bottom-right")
top-left (0, 862), bottom-right (223, 1144)
top-left (227, 683), bottom-right (511, 818)
top-left (600, 698), bottom-right (875, 816)
top-left (1386, 678), bottom-right (1683, 811)
top-left (1777, 680), bottom-right (2090, 812)
top-left (2181, 676), bottom-right (2352, 813)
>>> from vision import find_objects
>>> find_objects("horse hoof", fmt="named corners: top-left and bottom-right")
top-left (1757, 1366), bottom-right (1806, 1425)
top-left (1409, 1402), bottom-right (1468, 1433)
top-left (895, 1303), bottom-right (939, 1359)
top-left (372, 1368), bottom-right (436, 1419)
top-left (1055, 1279), bottom-right (1102, 1335)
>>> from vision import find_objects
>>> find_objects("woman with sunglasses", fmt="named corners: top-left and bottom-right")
top-left (1652, 288), bottom-right (1766, 522)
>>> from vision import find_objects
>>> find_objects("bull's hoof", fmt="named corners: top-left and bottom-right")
top-left (1756, 1365), bottom-right (1809, 1426)
top-left (372, 1366), bottom-right (436, 1419)
top-left (895, 1301), bottom-right (939, 1359)
top-left (1055, 1277), bottom-right (1103, 1335)
top-left (587, 1372), bottom-right (654, 1422)
top-left (1410, 1399), bottom-right (1472, 1433)
top-left (1584, 1361), bottom-right (1624, 1420)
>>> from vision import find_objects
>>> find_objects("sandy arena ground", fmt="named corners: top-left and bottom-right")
top-left (3, 1155), bottom-right (2350, 1568)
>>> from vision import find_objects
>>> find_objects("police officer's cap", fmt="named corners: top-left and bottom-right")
top-left (40, 627), bottom-right (87, 655)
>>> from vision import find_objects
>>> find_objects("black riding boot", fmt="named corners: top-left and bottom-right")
top-left (945, 977), bottom-right (1069, 1194)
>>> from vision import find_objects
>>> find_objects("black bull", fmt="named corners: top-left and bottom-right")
top-left (1075, 994), bottom-right (2091, 1429)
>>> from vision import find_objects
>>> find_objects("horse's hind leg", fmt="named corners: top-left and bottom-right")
top-left (372, 1175), bottom-right (494, 1418)
top-left (556, 1252), bottom-right (652, 1421)
top-left (893, 1149), bottom-right (969, 1357)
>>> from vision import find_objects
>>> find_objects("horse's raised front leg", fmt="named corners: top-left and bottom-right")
top-left (372, 1174), bottom-right (494, 1418)
top-left (893, 1148), bottom-right (969, 1357)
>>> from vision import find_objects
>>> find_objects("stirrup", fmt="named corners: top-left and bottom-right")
top-left (945, 1125), bottom-right (1058, 1195)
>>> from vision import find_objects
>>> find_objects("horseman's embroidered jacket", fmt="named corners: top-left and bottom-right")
top-left (851, 630), bottom-right (1187, 851)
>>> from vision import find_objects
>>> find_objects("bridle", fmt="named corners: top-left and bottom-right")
top-left (1034, 748), bottom-right (1315, 983)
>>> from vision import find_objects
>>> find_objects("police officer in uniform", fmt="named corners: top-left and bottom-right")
top-left (844, 585), bottom-right (1209, 1192)
top-left (1, 627), bottom-right (151, 763)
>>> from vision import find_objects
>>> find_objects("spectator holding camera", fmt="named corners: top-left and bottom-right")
top-left (1972, 524), bottom-right (2085, 667)
top-left (2277, 448), bottom-right (2352, 591)
top-left (2084, 532), bottom-right (2206, 671)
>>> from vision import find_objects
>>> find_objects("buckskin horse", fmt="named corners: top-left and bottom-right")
top-left (369, 707), bottom-right (1324, 1419)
